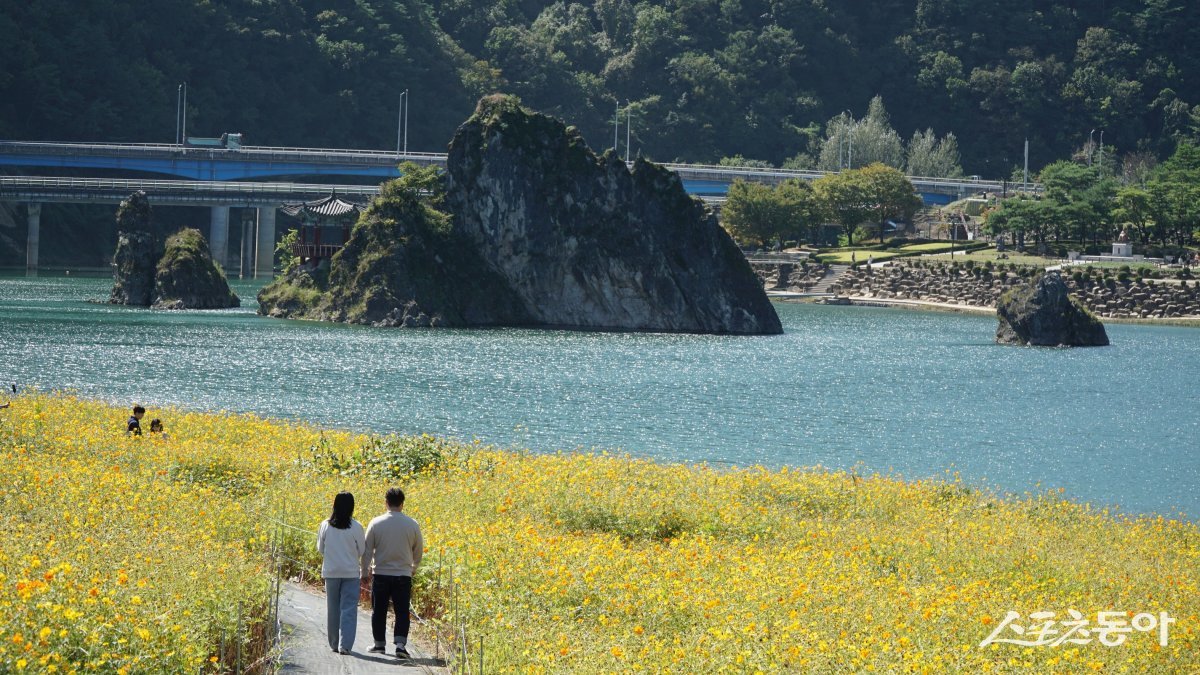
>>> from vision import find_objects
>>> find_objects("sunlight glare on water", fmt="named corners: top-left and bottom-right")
top-left (2, 274), bottom-right (1197, 517)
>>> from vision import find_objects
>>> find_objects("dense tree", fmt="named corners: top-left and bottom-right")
top-left (816, 97), bottom-right (904, 172)
top-left (4, 0), bottom-right (1200, 172)
top-left (859, 164), bottom-right (923, 242)
top-left (721, 179), bottom-right (820, 247)
top-left (813, 170), bottom-right (871, 246)
top-left (907, 129), bottom-right (962, 178)
top-left (1146, 142), bottom-right (1200, 245)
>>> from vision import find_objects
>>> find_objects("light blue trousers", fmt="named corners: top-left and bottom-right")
top-left (325, 577), bottom-right (359, 652)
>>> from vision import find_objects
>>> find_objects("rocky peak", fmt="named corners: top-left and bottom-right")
top-left (996, 272), bottom-right (1108, 346)
top-left (446, 95), bottom-right (781, 335)
top-left (152, 228), bottom-right (239, 309)
top-left (109, 191), bottom-right (158, 306)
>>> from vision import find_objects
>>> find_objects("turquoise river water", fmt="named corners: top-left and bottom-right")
top-left (1, 274), bottom-right (1197, 518)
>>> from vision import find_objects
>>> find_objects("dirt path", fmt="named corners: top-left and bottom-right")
top-left (278, 582), bottom-right (447, 674)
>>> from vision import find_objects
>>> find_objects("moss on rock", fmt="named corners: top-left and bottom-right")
top-left (152, 228), bottom-right (239, 309)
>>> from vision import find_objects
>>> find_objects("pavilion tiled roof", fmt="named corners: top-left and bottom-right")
top-left (280, 193), bottom-right (366, 218)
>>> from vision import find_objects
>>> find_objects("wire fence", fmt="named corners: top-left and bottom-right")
top-left (222, 512), bottom-right (488, 674)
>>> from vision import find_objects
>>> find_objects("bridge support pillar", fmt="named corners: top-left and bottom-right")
top-left (239, 210), bottom-right (255, 279)
top-left (255, 207), bottom-right (276, 279)
top-left (209, 206), bottom-right (230, 271)
top-left (25, 203), bottom-right (41, 276)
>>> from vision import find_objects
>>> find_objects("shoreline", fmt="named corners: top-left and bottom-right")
top-left (772, 293), bottom-right (1200, 327)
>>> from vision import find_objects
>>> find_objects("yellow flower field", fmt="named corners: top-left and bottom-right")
top-left (1, 393), bottom-right (1197, 673)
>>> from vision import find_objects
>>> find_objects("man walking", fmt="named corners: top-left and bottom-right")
top-left (361, 487), bottom-right (423, 659)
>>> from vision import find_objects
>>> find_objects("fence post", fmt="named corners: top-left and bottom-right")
top-left (235, 601), bottom-right (243, 674)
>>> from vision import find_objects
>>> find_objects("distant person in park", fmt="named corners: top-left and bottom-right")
top-left (318, 491), bottom-right (366, 655)
top-left (127, 405), bottom-right (145, 435)
top-left (361, 487), bottom-right (423, 660)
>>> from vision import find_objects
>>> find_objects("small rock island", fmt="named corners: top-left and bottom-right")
top-left (996, 272), bottom-right (1109, 346)
top-left (109, 191), bottom-right (239, 310)
top-left (258, 95), bottom-right (781, 335)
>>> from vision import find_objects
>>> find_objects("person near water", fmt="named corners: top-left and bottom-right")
top-left (317, 492), bottom-right (366, 655)
top-left (361, 487), bottom-right (423, 660)
top-left (127, 405), bottom-right (145, 435)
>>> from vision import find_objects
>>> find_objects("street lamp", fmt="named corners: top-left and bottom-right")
top-left (844, 110), bottom-right (854, 170)
top-left (1088, 129), bottom-right (1095, 165)
top-left (613, 100), bottom-right (620, 154)
top-left (1098, 130), bottom-right (1104, 174)
top-left (177, 82), bottom-right (188, 145)
top-left (396, 89), bottom-right (409, 156)
top-left (625, 102), bottom-right (632, 163)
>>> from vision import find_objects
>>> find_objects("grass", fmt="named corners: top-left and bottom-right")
top-left (924, 248), bottom-right (1057, 267)
top-left (2, 394), bottom-right (1198, 673)
top-left (816, 250), bottom-right (901, 264)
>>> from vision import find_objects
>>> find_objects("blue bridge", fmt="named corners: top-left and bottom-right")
top-left (1, 140), bottom-right (1015, 275)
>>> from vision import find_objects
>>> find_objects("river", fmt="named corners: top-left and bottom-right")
top-left (1, 274), bottom-right (1197, 518)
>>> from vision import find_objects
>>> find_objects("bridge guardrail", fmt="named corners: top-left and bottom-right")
top-left (0, 140), bottom-right (446, 165)
top-left (0, 140), bottom-right (1041, 193)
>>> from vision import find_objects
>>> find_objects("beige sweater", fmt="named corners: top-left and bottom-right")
top-left (361, 510), bottom-right (423, 577)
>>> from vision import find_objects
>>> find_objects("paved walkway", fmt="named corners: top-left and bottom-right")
top-left (846, 295), bottom-right (996, 315)
top-left (278, 582), bottom-right (446, 674)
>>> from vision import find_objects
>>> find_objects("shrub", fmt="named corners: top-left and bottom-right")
top-left (301, 433), bottom-right (466, 479)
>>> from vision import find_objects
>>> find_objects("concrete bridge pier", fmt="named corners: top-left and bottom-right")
top-left (209, 206), bottom-right (230, 271)
top-left (239, 210), bottom-right (255, 279)
top-left (25, 203), bottom-right (41, 276)
top-left (255, 207), bottom-right (276, 279)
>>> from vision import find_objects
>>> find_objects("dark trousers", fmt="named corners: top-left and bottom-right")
top-left (371, 574), bottom-right (413, 646)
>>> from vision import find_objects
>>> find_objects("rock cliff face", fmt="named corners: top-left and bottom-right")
top-left (151, 228), bottom-right (240, 309)
top-left (996, 272), bottom-right (1109, 346)
top-left (259, 95), bottom-right (781, 335)
top-left (109, 192), bottom-right (158, 306)
top-left (445, 95), bottom-right (780, 334)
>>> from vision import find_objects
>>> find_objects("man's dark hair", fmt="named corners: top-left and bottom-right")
top-left (385, 487), bottom-right (405, 508)
top-left (133, 405), bottom-right (146, 415)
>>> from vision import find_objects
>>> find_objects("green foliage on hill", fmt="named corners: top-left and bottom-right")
top-left (4, 0), bottom-right (1200, 176)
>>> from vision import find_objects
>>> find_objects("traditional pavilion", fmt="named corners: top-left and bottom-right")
top-left (280, 193), bottom-right (366, 267)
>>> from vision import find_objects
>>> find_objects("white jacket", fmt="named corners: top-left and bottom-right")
top-left (317, 519), bottom-right (366, 579)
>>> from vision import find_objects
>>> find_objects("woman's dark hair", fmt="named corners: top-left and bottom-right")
top-left (329, 492), bottom-right (355, 529)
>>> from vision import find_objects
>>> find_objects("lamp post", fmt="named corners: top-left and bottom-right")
top-left (176, 84), bottom-right (182, 144)
top-left (613, 100), bottom-right (620, 154)
top-left (845, 110), bottom-right (854, 170)
top-left (396, 89), bottom-right (409, 156)
top-left (180, 82), bottom-right (188, 145)
top-left (1088, 129), bottom-right (1095, 165)
top-left (625, 102), bottom-right (632, 163)
top-left (1098, 130), bottom-right (1104, 175)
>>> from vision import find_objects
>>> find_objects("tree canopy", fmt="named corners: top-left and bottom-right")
top-left (3, 0), bottom-right (1200, 175)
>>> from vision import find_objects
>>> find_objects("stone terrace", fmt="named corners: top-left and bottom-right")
top-left (825, 261), bottom-right (1200, 319)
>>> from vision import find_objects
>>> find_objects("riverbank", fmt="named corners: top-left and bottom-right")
top-left (2, 394), bottom-right (1197, 673)
top-left (757, 259), bottom-right (1200, 323)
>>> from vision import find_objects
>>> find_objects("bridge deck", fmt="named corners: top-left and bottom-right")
top-left (0, 140), bottom-right (1032, 196)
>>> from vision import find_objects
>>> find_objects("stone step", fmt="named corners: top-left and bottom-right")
top-left (809, 264), bottom-right (850, 294)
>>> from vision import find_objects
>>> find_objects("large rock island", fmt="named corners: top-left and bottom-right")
top-left (259, 95), bottom-right (781, 335)
top-left (996, 272), bottom-right (1109, 346)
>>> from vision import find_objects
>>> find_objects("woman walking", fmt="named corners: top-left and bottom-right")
top-left (317, 492), bottom-right (366, 654)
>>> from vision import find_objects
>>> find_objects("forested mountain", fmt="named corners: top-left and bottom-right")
top-left (3, 0), bottom-right (1200, 175)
